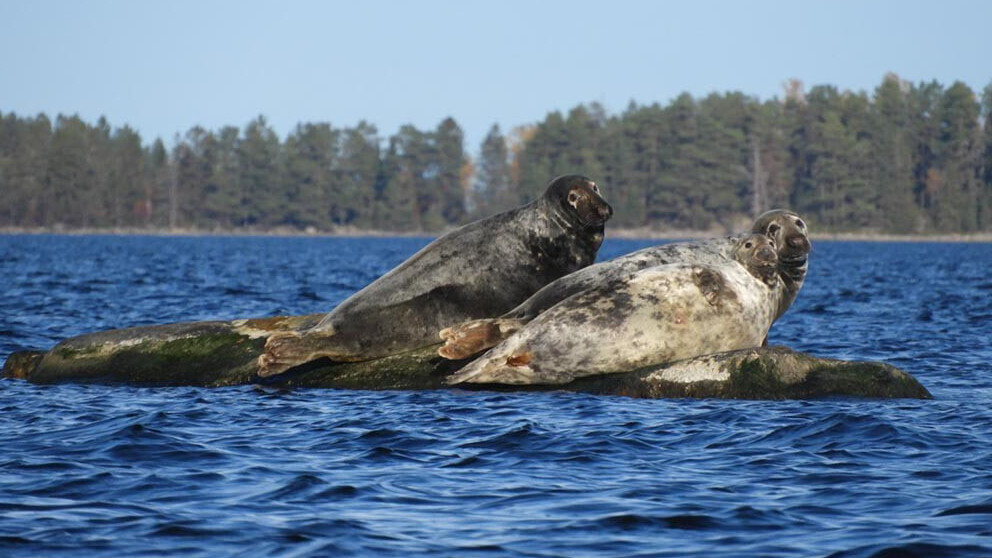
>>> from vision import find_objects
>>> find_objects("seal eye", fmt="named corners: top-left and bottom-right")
top-left (589, 183), bottom-right (600, 194)
top-left (795, 219), bottom-right (806, 229)
top-left (768, 224), bottom-right (781, 235)
top-left (567, 191), bottom-right (580, 206)
top-left (744, 242), bottom-right (753, 249)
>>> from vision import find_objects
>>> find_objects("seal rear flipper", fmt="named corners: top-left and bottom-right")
top-left (257, 331), bottom-right (359, 378)
top-left (447, 351), bottom-right (539, 385)
top-left (438, 318), bottom-right (526, 360)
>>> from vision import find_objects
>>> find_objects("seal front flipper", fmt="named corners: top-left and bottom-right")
top-left (438, 318), bottom-right (526, 360)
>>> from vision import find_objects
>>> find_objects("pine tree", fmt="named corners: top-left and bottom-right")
top-left (981, 82), bottom-right (992, 230)
top-left (747, 100), bottom-right (791, 217)
top-left (337, 121), bottom-right (380, 229)
top-left (434, 117), bottom-right (467, 226)
top-left (284, 122), bottom-right (338, 229)
top-left (696, 92), bottom-right (751, 227)
top-left (908, 80), bottom-right (944, 226)
top-left (653, 93), bottom-right (702, 228)
top-left (46, 115), bottom-right (96, 227)
top-left (379, 126), bottom-right (427, 231)
top-left (473, 124), bottom-right (514, 217)
top-left (145, 138), bottom-right (170, 227)
top-left (89, 117), bottom-right (113, 227)
top-left (616, 102), bottom-right (667, 228)
top-left (563, 104), bottom-right (606, 181)
top-left (791, 86), bottom-right (873, 230)
top-left (237, 116), bottom-right (283, 227)
top-left (932, 82), bottom-right (982, 231)
top-left (0, 113), bottom-right (52, 226)
top-left (201, 126), bottom-right (241, 228)
top-left (110, 125), bottom-right (145, 227)
top-left (871, 74), bottom-right (919, 232)
top-left (517, 111), bottom-right (570, 204)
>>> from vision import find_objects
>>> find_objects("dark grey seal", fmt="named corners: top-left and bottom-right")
top-left (257, 174), bottom-right (613, 377)
top-left (439, 209), bottom-right (810, 359)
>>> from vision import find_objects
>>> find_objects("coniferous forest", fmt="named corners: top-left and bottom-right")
top-left (2, 75), bottom-right (991, 234)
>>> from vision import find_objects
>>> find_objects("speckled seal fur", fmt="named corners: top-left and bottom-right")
top-left (446, 234), bottom-right (782, 385)
top-left (439, 210), bottom-right (810, 360)
top-left (256, 175), bottom-right (612, 377)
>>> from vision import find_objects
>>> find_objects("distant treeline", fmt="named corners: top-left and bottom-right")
top-left (2, 74), bottom-right (991, 233)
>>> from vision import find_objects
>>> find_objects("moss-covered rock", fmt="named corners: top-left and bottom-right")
top-left (550, 346), bottom-right (932, 400)
top-left (5, 314), bottom-right (322, 387)
top-left (3, 315), bottom-right (931, 400)
top-left (261, 344), bottom-right (468, 391)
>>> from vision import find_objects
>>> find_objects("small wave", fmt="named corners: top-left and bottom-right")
top-left (936, 500), bottom-right (992, 517)
top-left (596, 513), bottom-right (720, 530)
top-left (254, 474), bottom-right (327, 502)
top-left (827, 542), bottom-right (992, 558)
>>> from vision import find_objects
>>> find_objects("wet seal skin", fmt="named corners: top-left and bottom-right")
top-left (257, 174), bottom-right (613, 378)
top-left (439, 209), bottom-right (811, 360)
top-left (446, 234), bottom-right (785, 386)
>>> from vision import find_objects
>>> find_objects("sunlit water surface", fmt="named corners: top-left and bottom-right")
top-left (1, 235), bottom-right (991, 557)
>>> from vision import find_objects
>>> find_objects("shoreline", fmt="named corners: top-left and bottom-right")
top-left (2, 226), bottom-right (992, 243)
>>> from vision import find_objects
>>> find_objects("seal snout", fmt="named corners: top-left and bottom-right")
top-left (576, 192), bottom-right (614, 227)
top-left (756, 245), bottom-right (777, 265)
top-left (780, 233), bottom-right (811, 267)
top-left (786, 234), bottom-right (810, 252)
top-left (597, 202), bottom-right (614, 222)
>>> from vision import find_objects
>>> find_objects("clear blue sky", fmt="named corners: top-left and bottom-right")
top-left (2, 0), bottom-right (990, 151)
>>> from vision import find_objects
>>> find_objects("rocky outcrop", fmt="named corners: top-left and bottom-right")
top-left (2, 315), bottom-right (931, 400)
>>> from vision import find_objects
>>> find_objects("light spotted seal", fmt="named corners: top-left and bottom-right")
top-left (256, 174), bottom-right (613, 377)
top-left (438, 209), bottom-right (810, 360)
top-left (446, 234), bottom-right (782, 385)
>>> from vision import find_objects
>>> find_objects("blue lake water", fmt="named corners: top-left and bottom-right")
top-left (1, 234), bottom-right (991, 557)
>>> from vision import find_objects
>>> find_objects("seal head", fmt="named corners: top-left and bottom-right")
top-left (544, 174), bottom-right (613, 230)
top-left (734, 234), bottom-right (779, 287)
top-left (751, 210), bottom-right (810, 318)
top-left (752, 209), bottom-right (809, 281)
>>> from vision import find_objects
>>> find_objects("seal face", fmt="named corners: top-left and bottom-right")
top-left (446, 234), bottom-right (783, 386)
top-left (257, 174), bottom-right (612, 377)
top-left (751, 210), bottom-right (810, 319)
top-left (438, 211), bottom-right (811, 360)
